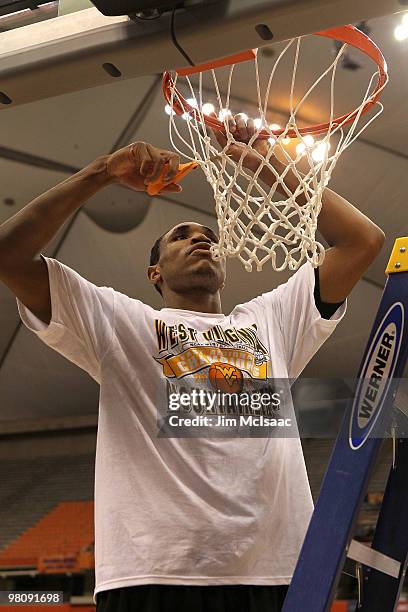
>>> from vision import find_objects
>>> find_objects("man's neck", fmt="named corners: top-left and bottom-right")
top-left (162, 290), bottom-right (223, 314)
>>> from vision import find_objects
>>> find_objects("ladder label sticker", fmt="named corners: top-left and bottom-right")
top-left (349, 302), bottom-right (404, 450)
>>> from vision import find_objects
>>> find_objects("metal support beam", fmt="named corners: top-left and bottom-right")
top-left (0, 0), bottom-right (405, 107)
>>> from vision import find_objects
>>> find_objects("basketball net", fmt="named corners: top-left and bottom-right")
top-left (163, 28), bottom-right (388, 272)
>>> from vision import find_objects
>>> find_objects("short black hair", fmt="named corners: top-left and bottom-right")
top-left (150, 233), bottom-right (165, 267)
top-left (149, 231), bottom-right (167, 296)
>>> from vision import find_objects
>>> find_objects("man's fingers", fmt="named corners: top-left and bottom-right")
top-left (226, 115), bottom-right (236, 134)
top-left (145, 155), bottom-right (166, 183)
top-left (139, 143), bottom-right (155, 177)
top-left (235, 113), bottom-right (248, 141)
top-left (141, 143), bottom-right (164, 182)
top-left (164, 153), bottom-right (180, 182)
top-left (215, 130), bottom-right (227, 148)
top-left (140, 159), bottom-right (153, 177)
top-left (207, 112), bottom-right (228, 148)
top-left (218, 113), bottom-right (237, 141)
top-left (246, 117), bottom-right (255, 139)
top-left (142, 144), bottom-right (180, 184)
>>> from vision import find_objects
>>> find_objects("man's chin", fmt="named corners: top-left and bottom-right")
top-left (188, 254), bottom-right (221, 269)
top-left (182, 261), bottom-right (222, 290)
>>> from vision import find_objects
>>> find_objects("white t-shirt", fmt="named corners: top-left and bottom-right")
top-left (16, 255), bottom-right (346, 603)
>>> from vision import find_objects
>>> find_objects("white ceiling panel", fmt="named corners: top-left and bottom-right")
top-left (0, 75), bottom-right (157, 166)
top-left (0, 161), bottom-right (69, 224)
top-left (0, 325), bottom-right (99, 421)
top-left (328, 139), bottom-right (408, 286)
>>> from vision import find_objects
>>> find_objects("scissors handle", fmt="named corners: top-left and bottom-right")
top-left (147, 161), bottom-right (199, 196)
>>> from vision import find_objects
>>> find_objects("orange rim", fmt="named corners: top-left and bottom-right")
top-left (162, 24), bottom-right (388, 138)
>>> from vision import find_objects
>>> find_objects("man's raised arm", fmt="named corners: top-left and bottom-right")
top-left (0, 142), bottom-right (180, 325)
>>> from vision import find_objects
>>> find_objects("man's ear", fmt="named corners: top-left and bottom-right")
top-left (147, 264), bottom-right (162, 290)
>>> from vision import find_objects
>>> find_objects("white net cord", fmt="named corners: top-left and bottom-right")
top-left (166, 36), bottom-right (387, 272)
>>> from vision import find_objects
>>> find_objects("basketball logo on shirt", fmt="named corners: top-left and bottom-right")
top-left (154, 318), bottom-right (271, 381)
top-left (208, 362), bottom-right (243, 394)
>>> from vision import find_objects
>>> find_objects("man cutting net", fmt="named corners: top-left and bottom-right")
top-left (0, 116), bottom-right (385, 612)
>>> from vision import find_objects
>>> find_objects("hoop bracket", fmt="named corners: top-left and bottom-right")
top-left (177, 49), bottom-right (257, 76)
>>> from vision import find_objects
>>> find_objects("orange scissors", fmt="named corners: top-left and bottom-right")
top-left (147, 161), bottom-right (199, 196)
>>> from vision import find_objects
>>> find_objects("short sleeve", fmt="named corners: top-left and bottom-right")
top-left (261, 262), bottom-right (347, 379)
top-left (16, 255), bottom-right (115, 383)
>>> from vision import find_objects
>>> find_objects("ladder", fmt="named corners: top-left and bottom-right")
top-left (282, 237), bottom-right (408, 612)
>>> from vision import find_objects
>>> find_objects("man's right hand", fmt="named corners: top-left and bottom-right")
top-left (105, 141), bottom-right (182, 193)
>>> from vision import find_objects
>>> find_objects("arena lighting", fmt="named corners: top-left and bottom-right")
top-left (162, 106), bottom-right (295, 146)
top-left (162, 104), bottom-right (302, 148)
top-left (186, 97), bottom-right (198, 108)
top-left (201, 103), bottom-right (215, 115)
top-left (218, 108), bottom-right (232, 121)
top-left (394, 12), bottom-right (408, 40)
top-left (312, 141), bottom-right (331, 162)
top-left (296, 135), bottom-right (315, 155)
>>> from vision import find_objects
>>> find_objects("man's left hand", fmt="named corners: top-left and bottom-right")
top-left (211, 113), bottom-right (279, 172)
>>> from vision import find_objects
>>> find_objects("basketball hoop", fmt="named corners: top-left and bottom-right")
top-left (162, 25), bottom-right (388, 272)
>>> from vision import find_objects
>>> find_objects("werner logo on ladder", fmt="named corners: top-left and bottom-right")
top-left (349, 301), bottom-right (404, 451)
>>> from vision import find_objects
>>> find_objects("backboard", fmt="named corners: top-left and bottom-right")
top-left (0, 0), bottom-right (405, 108)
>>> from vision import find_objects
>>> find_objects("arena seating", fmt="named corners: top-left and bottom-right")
top-left (0, 454), bottom-right (94, 569)
top-left (0, 500), bottom-right (94, 570)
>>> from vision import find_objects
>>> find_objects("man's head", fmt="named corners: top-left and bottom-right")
top-left (148, 222), bottom-right (226, 301)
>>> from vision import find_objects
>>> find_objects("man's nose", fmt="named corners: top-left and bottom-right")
top-left (191, 233), bottom-right (211, 244)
